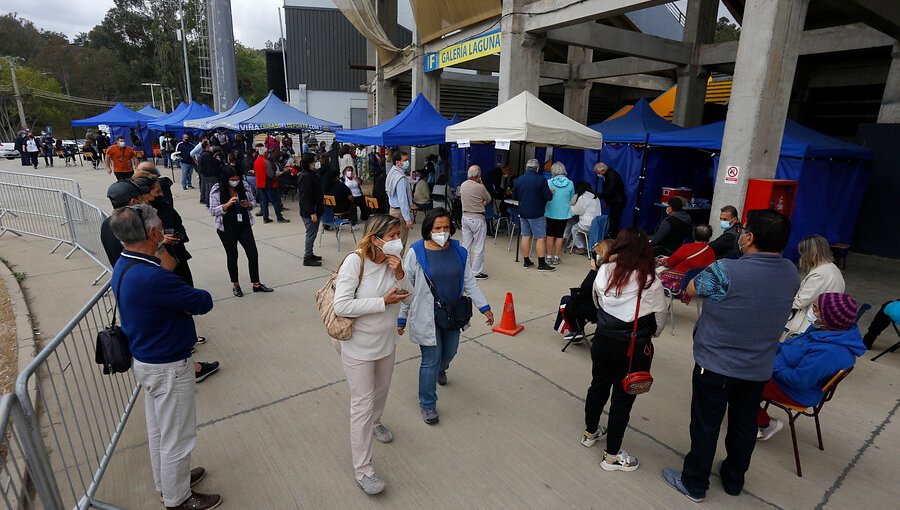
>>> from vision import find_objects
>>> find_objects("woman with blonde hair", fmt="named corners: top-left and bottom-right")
top-left (545, 161), bottom-right (575, 265)
top-left (332, 214), bottom-right (411, 495)
top-left (784, 234), bottom-right (845, 336)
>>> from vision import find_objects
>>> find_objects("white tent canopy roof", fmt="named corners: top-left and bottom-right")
top-left (445, 91), bottom-right (603, 149)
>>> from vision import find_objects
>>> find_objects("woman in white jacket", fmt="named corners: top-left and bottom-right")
top-left (783, 234), bottom-right (845, 336)
top-left (332, 214), bottom-right (411, 496)
top-left (398, 208), bottom-right (493, 425)
top-left (570, 182), bottom-right (602, 254)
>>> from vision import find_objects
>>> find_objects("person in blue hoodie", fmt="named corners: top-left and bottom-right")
top-left (756, 291), bottom-right (866, 441)
top-left (545, 162), bottom-right (575, 266)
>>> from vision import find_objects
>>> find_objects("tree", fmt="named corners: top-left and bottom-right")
top-left (714, 17), bottom-right (741, 43)
top-left (235, 42), bottom-right (267, 105)
top-left (0, 64), bottom-right (71, 140)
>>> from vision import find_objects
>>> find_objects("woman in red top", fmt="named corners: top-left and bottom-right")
top-left (658, 224), bottom-right (715, 294)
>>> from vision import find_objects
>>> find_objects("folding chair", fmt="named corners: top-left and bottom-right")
top-left (319, 196), bottom-right (356, 252)
top-left (662, 267), bottom-right (705, 336)
top-left (505, 208), bottom-right (521, 251)
top-left (763, 367), bottom-right (853, 477)
top-left (365, 196), bottom-right (379, 213)
top-left (432, 184), bottom-right (447, 210)
top-left (871, 322), bottom-right (900, 361)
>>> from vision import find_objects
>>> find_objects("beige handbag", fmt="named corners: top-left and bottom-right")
top-left (315, 251), bottom-right (365, 341)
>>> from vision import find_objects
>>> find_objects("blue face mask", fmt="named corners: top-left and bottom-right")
top-left (401, 160), bottom-right (410, 170)
top-left (720, 220), bottom-right (732, 230)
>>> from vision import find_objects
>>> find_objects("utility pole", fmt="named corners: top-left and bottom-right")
top-left (2, 56), bottom-right (28, 130)
top-left (179, 0), bottom-right (193, 103)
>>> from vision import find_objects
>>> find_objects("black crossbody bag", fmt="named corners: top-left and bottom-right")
top-left (95, 261), bottom-right (137, 375)
top-left (420, 263), bottom-right (473, 331)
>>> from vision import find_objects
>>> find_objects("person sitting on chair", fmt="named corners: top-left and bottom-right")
top-left (413, 168), bottom-right (432, 211)
top-left (756, 292), bottom-right (866, 441)
top-left (651, 197), bottom-right (693, 257)
top-left (863, 299), bottom-right (900, 350)
top-left (559, 240), bottom-right (613, 345)
top-left (657, 224), bottom-right (716, 296)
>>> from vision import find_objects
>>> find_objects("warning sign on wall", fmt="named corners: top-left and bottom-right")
top-left (724, 165), bottom-right (740, 184)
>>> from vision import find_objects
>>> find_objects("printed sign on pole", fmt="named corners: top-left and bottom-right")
top-left (456, 139), bottom-right (470, 148)
top-left (495, 139), bottom-right (511, 151)
top-left (724, 165), bottom-right (740, 184)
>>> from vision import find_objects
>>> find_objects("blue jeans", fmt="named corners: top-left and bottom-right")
top-left (180, 163), bottom-right (194, 189)
top-left (259, 188), bottom-right (284, 220)
top-left (418, 326), bottom-right (460, 410)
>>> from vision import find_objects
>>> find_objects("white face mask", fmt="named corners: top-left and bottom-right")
top-left (118, 141), bottom-right (126, 148)
top-left (228, 180), bottom-right (240, 188)
top-left (431, 232), bottom-right (449, 247)
top-left (378, 238), bottom-right (403, 258)
top-left (257, 148), bottom-right (266, 156)
top-left (806, 308), bottom-right (818, 326)
top-left (314, 161), bottom-right (322, 169)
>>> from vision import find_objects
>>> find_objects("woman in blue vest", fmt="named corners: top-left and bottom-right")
top-left (398, 208), bottom-right (493, 425)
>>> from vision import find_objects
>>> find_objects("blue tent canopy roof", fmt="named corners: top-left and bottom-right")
top-left (71, 103), bottom-right (152, 127)
top-left (183, 98), bottom-right (249, 129)
top-left (147, 102), bottom-right (217, 132)
top-left (212, 91), bottom-right (342, 132)
top-left (335, 93), bottom-right (451, 146)
top-left (589, 98), bottom-right (683, 143)
top-left (649, 119), bottom-right (874, 159)
top-left (137, 105), bottom-right (166, 118)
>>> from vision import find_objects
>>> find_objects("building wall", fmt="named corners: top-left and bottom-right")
top-left (289, 89), bottom-right (368, 130)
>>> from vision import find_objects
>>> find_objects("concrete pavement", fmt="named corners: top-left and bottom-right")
top-left (1, 158), bottom-right (898, 509)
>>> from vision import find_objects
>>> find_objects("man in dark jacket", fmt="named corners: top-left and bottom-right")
top-left (512, 158), bottom-right (554, 271)
top-left (175, 134), bottom-right (196, 190)
top-left (709, 205), bottom-right (743, 259)
top-left (595, 162), bottom-right (626, 237)
top-left (651, 196), bottom-right (693, 256)
top-left (196, 142), bottom-right (219, 205)
top-left (298, 154), bottom-right (324, 266)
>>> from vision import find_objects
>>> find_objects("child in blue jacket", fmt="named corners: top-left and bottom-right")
top-left (757, 292), bottom-right (866, 441)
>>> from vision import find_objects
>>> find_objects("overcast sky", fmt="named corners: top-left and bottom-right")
top-left (1, 0), bottom-right (728, 50)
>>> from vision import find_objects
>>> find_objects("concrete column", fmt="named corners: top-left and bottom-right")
top-left (673, 0), bottom-right (718, 127)
top-left (207, 0), bottom-right (238, 112)
top-left (498, 0), bottom-right (545, 103)
top-left (412, 61), bottom-right (442, 169)
top-left (374, 0), bottom-right (399, 125)
top-left (878, 42), bottom-right (900, 123)
top-left (710, 0), bottom-right (810, 235)
top-left (563, 46), bottom-right (593, 124)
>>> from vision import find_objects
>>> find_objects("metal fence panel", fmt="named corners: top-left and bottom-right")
top-left (15, 283), bottom-right (139, 510)
top-left (62, 194), bottom-right (111, 284)
top-left (0, 171), bottom-right (81, 199)
top-left (0, 183), bottom-right (73, 253)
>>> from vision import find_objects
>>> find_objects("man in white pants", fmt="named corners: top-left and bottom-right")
top-left (108, 205), bottom-right (221, 510)
top-left (459, 165), bottom-right (492, 280)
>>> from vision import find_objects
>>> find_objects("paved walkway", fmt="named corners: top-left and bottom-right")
top-left (1, 159), bottom-right (898, 509)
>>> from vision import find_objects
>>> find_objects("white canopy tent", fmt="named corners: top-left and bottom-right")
top-left (445, 91), bottom-right (603, 149)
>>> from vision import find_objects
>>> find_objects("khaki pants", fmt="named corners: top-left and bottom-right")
top-left (388, 208), bottom-right (410, 251)
top-left (341, 348), bottom-right (395, 480)
top-left (133, 358), bottom-right (196, 507)
top-left (461, 214), bottom-right (487, 274)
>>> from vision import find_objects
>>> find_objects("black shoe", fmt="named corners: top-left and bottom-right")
top-left (190, 467), bottom-right (207, 487)
top-left (188, 185), bottom-right (195, 189)
top-left (183, 187), bottom-right (188, 191)
top-left (253, 283), bottom-right (274, 292)
top-left (281, 206), bottom-right (290, 211)
top-left (263, 218), bottom-right (273, 224)
top-left (195, 362), bottom-right (220, 383)
top-left (277, 218), bottom-right (290, 223)
top-left (474, 273), bottom-right (488, 280)
top-left (523, 260), bottom-right (535, 269)
top-left (310, 254), bottom-right (322, 261)
top-left (232, 286), bottom-right (243, 297)
top-left (537, 263), bottom-right (556, 271)
top-left (437, 371), bottom-right (448, 386)
top-left (166, 491), bottom-right (222, 510)
top-left (255, 211), bottom-right (263, 217)
top-left (303, 258), bottom-right (322, 267)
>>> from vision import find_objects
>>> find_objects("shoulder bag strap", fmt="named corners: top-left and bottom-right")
top-left (415, 251), bottom-right (444, 306)
top-left (683, 245), bottom-right (710, 262)
top-left (334, 250), bottom-right (366, 295)
top-left (626, 282), bottom-right (645, 374)
top-left (111, 260), bottom-right (139, 326)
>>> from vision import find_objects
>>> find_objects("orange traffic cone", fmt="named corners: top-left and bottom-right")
top-left (492, 292), bottom-right (524, 336)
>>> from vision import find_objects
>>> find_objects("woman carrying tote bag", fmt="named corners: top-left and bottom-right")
top-left (582, 227), bottom-right (666, 472)
top-left (332, 214), bottom-right (411, 496)
top-left (398, 208), bottom-right (493, 426)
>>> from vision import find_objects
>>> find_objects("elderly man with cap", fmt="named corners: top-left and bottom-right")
top-left (595, 162), bottom-right (626, 237)
top-left (756, 291), bottom-right (865, 441)
top-left (459, 165), bottom-right (492, 280)
top-left (512, 158), bottom-right (554, 271)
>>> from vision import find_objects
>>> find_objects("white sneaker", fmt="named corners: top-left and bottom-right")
top-left (581, 427), bottom-right (607, 447)
top-left (373, 423), bottom-right (393, 443)
top-left (601, 449), bottom-right (640, 472)
top-left (757, 417), bottom-right (783, 441)
top-left (356, 473), bottom-right (386, 495)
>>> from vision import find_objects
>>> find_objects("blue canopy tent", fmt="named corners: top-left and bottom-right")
top-left (211, 91), bottom-right (341, 132)
top-left (137, 105), bottom-right (166, 118)
top-left (183, 98), bottom-right (249, 130)
top-left (147, 102), bottom-right (217, 135)
top-left (71, 103), bottom-right (156, 152)
top-left (649, 120), bottom-right (873, 259)
top-left (335, 93), bottom-right (451, 146)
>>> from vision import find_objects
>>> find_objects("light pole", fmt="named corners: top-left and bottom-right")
top-left (1, 56), bottom-right (28, 130)
top-left (142, 82), bottom-right (162, 107)
top-left (179, 0), bottom-right (193, 103)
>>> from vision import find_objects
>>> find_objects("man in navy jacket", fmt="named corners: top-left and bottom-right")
top-left (109, 204), bottom-right (221, 510)
top-left (512, 158), bottom-right (554, 271)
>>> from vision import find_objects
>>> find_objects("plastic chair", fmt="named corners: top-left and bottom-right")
top-left (319, 205), bottom-right (356, 252)
top-left (432, 184), bottom-right (447, 209)
top-left (588, 215), bottom-right (609, 251)
top-left (504, 208), bottom-right (521, 250)
top-left (662, 267), bottom-right (705, 336)
top-left (763, 367), bottom-right (853, 477)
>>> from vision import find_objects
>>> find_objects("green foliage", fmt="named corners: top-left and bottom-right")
top-left (0, 64), bottom-right (73, 137)
top-left (714, 17), bottom-right (741, 43)
top-left (235, 42), bottom-right (267, 105)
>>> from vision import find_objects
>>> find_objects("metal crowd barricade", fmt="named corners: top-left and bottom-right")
top-left (15, 282), bottom-right (140, 510)
top-left (0, 171), bottom-right (82, 199)
top-left (0, 183), bottom-right (74, 254)
top-left (0, 393), bottom-right (50, 509)
top-left (62, 194), bottom-right (112, 284)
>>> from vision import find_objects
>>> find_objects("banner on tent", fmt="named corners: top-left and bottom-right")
top-left (424, 29), bottom-right (501, 72)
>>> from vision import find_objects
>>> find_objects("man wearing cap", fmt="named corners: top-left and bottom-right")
top-left (662, 209), bottom-right (800, 502)
top-left (100, 180), bottom-right (156, 266)
top-left (651, 196), bottom-right (693, 257)
top-left (755, 291), bottom-right (866, 441)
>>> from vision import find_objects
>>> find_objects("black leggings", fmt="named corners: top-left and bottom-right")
top-left (584, 334), bottom-right (653, 454)
top-left (217, 225), bottom-right (260, 284)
